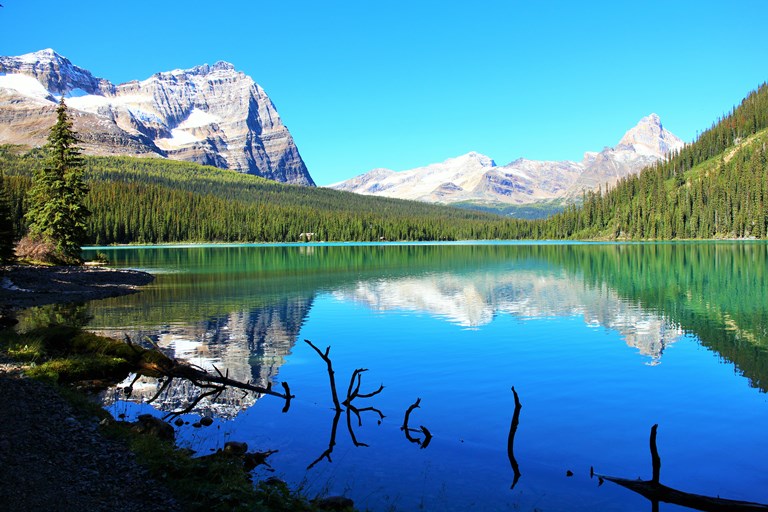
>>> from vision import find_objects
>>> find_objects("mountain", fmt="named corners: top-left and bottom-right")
top-left (329, 114), bottom-right (683, 206)
top-left (0, 49), bottom-right (314, 186)
top-left (546, 82), bottom-right (768, 240)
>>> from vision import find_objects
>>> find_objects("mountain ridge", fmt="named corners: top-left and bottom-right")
top-left (0, 49), bottom-right (315, 186)
top-left (330, 114), bottom-right (684, 207)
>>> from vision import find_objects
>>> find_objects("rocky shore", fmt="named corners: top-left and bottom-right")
top-left (0, 367), bottom-right (181, 511)
top-left (0, 265), bottom-right (154, 310)
top-left (0, 264), bottom-right (177, 511)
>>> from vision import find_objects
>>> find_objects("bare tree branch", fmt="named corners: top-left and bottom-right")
top-left (305, 339), bottom-right (342, 411)
top-left (508, 386), bottom-right (523, 490)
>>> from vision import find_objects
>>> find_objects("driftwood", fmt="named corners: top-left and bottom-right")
top-left (593, 424), bottom-right (768, 512)
top-left (507, 386), bottom-right (522, 489)
top-left (124, 336), bottom-right (294, 417)
top-left (304, 339), bottom-right (385, 468)
top-left (401, 398), bottom-right (432, 449)
top-left (304, 340), bottom-right (343, 411)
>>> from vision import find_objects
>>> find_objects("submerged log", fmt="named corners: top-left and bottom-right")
top-left (594, 424), bottom-right (768, 512)
top-left (595, 474), bottom-right (768, 512)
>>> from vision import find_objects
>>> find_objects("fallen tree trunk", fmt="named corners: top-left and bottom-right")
top-left (594, 474), bottom-right (768, 512)
top-left (593, 424), bottom-right (768, 512)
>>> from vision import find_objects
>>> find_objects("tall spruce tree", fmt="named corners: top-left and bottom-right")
top-left (25, 98), bottom-right (90, 263)
top-left (0, 169), bottom-right (16, 263)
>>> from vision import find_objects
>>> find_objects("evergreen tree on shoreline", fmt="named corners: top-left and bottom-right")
top-left (23, 98), bottom-right (90, 264)
top-left (0, 169), bottom-right (16, 263)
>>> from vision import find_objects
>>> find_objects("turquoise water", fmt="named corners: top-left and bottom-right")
top-left (70, 242), bottom-right (768, 511)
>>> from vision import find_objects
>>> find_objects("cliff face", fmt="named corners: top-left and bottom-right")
top-left (0, 49), bottom-right (315, 186)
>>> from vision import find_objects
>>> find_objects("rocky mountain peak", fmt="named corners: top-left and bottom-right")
top-left (182, 61), bottom-right (238, 77)
top-left (449, 151), bottom-right (496, 168)
top-left (0, 49), bottom-right (315, 186)
top-left (0, 49), bottom-right (107, 96)
top-left (618, 113), bottom-right (683, 156)
top-left (330, 114), bottom-right (684, 208)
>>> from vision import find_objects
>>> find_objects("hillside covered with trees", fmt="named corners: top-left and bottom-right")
top-left (1, 83), bottom-right (767, 245)
top-left (0, 149), bottom-right (534, 244)
top-left (542, 82), bottom-right (768, 239)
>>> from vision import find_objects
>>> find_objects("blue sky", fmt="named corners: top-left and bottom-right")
top-left (2, 1), bottom-right (768, 185)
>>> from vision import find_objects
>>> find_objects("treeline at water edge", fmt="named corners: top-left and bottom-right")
top-left (1, 83), bottom-right (768, 243)
top-left (1, 149), bottom-right (539, 244)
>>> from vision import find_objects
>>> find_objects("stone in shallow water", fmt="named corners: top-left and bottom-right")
top-left (131, 414), bottom-right (174, 442)
top-left (223, 441), bottom-right (247, 455)
top-left (313, 496), bottom-right (355, 511)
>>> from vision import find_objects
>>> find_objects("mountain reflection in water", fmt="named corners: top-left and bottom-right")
top-left (60, 242), bottom-right (768, 512)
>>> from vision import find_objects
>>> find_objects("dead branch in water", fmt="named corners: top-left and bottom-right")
top-left (593, 424), bottom-right (768, 512)
top-left (401, 398), bottom-right (432, 449)
top-left (507, 386), bottom-right (522, 490)
top-left (304, 339), bottom-right (342, 411)
top-left (304, 339), bottom-right (386, 467)
top-left (125, 336), bottom-right (294, 415)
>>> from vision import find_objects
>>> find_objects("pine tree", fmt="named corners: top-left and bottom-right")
top-left (0, 169), bottom-right (16, 263)
top-left (24, 98), bottom-right (90, 263)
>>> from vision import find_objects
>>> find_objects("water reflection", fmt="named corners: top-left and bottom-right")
top-left (75, 242), bottom-right (768, 420)
top-left (62, 242), bottom-right (768, 511)
top-left (332, 272), bottom-right (683, 363)
top-left (99, 297), bottom-right (312, 417)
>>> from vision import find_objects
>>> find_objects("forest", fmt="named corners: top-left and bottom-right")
top-left (0, 149), bottom-right (533, 244)
top-left (544, 82), bottom-right (768, 239)
top-left (1, 83), bottom-right (767, 244)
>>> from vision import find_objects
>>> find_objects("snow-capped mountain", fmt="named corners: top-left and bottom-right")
top-left (330, 114), bottom-right (684, 205)
top-left (0, 49), bottom-right (314, 186)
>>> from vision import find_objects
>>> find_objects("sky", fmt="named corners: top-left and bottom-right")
top-left (2, 0), bottom-right (768, 185)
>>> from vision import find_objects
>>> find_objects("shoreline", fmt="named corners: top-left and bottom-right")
top-left (81, 238), bottom-right (768, 251)
top-left (0, 265), bottom-right (155, 310)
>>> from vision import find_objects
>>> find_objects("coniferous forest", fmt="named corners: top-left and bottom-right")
top-left (546, 82), bottom-right (768, 239)
top-left (0, 149), bottom-right (534, 244)
top-left (1, 82), bottom-right (767, 245)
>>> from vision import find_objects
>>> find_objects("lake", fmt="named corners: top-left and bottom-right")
top-left (29, 242), bottom-right (768, 511)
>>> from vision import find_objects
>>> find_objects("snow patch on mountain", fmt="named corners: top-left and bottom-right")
top-left (0, 73), bottom-right (54, 101)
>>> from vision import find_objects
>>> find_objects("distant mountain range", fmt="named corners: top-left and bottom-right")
top-left (0, 49), bottom-right (315, 186)
top-left (330, 114), bottom-right (684, 208)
